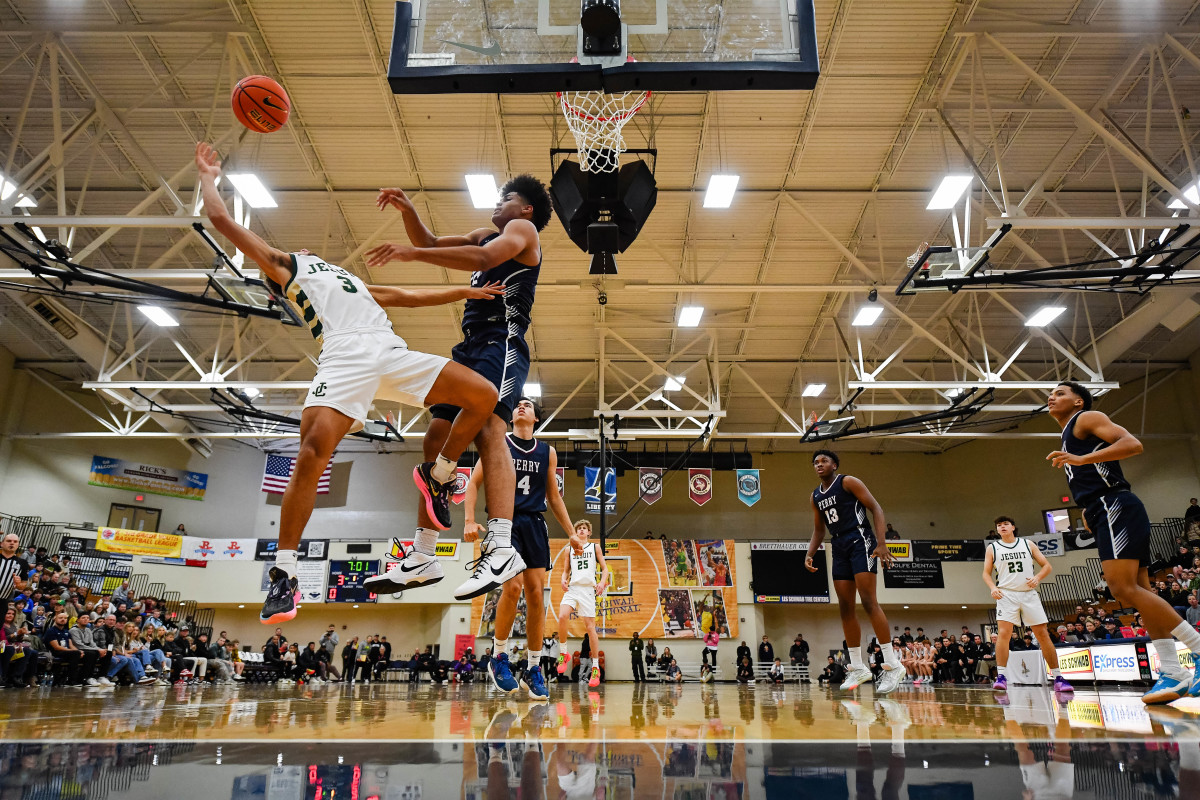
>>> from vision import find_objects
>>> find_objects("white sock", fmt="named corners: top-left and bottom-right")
top-left (528, 649), bottom-right (542, 664)
top-left (431, 455), bottom-right (456, 484)
top-left (1179, 743), bottom-right (1200, 771)
top-left (413, 528), bottom-right (439, 557)
top-left (1154, 638), bottom-right (1189, 680)
top-left (997, 666), bottom-right (1007, 676)
top-left (891, 726), bottom-right (906, 755)
top-left (848, 646), bottom-right (864, 671)
top-left (1050, 668), bottom-right (1061, 678)
top-left (881, 643), bottom-right (900, 667)
top-left (1172, 621), bottom-right (1200, 655)
top-left (494, 638), bottom-right (508, 657)
top-left (488, 518), bottom-right (512, 549)
top-left (273, 549), bottom-right (298, 579)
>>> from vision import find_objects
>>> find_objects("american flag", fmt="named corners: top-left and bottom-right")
top-left (261, 454), bottom-right (332, 494)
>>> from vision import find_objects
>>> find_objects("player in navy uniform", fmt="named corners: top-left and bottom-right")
top-left (1047, 381), bottom-right (1200, 703)
top-left (366, 179), bottom-right (552, 601)
top-left (805, 450), bottom-right (904, 694)
top-left (463, 398), bottom-right (575, 701)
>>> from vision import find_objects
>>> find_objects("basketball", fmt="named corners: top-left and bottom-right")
top-left (231, 75), bottom-right (290, 134)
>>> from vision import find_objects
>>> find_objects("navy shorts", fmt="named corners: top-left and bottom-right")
top-left (831, 529), bottom-right (879, 582)
top-left (511, 511), bottom-right (551, 571)
top-left (1084, 490), bottom-right (1151, 566)
top-left (430, 327), bottom-right (529, 422)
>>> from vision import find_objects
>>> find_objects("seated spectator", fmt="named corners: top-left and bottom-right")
top-left (974, 634), bottom-right (994, 682)
top-left (1129, 613), bottom-right (1148, 638)
top-left (657, 646), bottom-right (674, 672)
top-left (699, 663), bottom-right (714, 684)
top-left (868, 643), bottom-right (884, 681)
top-left (2, 605), bottom-right (37, 687)
top-left (818, 656), bottom-right (845, 687)
top-left (453, 655), bottom-right (474, 683)
top-left (281, 643), bottom-right (300, 680)
top-left (736, 656), bottom-right (755, 684)
top-left (70, 614), bottom-right (119, 686)
top-left (46, 611), bottom-right (95, 686)
top-left (205, 634), bottom-right (237, 683)
top-left (664, 658), bottom-right (683, 683)
top-left (430, 659), bottom-right (451, 683)
top-left (768, 658), bottom-right (785, 684)
top-left (92, 614), bottom-right (154, 686)
top-left (1186, 595), bottom-right (1200, 628)
top-left (297, 641), bottom-right (325, 683)
top-left (788, 634), bottom-right (809, 667)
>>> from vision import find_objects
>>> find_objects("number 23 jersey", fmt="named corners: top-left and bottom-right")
top-left (285, 252), bottom-right (391, 343)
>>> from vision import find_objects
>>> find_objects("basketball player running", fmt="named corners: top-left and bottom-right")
top-left (364, 179), bottom-right (552, 602)
top-left (555, 519), bottom-right (609, 688)
top-left (981, 515), bottom-right (1072, 694)
top-left (805, 450), bottom-right (904, 693)
top-left (464, 398), bottom-right (575, 701)
top-left (195, 143), bottom-right (500, 624)
top-left (1047, 381), bottom-right (1200, 703)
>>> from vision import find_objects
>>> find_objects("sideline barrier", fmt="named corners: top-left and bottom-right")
top-left (1045, 639), bottom-right (1193, 684)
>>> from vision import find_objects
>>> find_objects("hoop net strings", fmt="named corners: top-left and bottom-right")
top-left (557, 90), bottom-right (650, 173)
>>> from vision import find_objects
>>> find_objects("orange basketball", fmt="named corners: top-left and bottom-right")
top-left (231, 75), bottom-right (290, 134)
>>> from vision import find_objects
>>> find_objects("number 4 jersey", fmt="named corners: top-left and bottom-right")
top-left (508, 433), bottom-right (550, 514)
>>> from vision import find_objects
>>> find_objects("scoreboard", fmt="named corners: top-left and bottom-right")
top-left (326, 560), bottom-right (379, 603)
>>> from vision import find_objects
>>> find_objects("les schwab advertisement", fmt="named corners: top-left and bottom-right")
top-left (1052, 641), bottom-right (1192, 682)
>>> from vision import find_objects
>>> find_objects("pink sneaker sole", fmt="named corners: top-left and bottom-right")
top-left (413, 466), bottom-right (450, 531)
top-left (259, 591), bottom-right (301, 625)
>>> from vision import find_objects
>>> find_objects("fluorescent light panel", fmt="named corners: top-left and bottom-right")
top-left (677, 305), bottom-right (704, 327)
top-left (523, 382), bottom-right (542, 398)
top-left (926, 174), bottom-right (973, 210)
top-left (225, 173), bottom-right (277, 209)
top-left (1025, 306), bottom-right (1066, 327)
top-left (465, 174), bottom-right (499, 209)
top-left (703, 175), bottom-right (739, 208)
top-left (242, 387), bottom-right (262, 399)
top-left (1, 176), bottom-right (37, 207)
top-left (664, 375), bottom-right (686, 391)
top-left (801, 383), bottom-right (826, 397)
top-left (852, 306), bottom-right (883, 326)
top-left (1168, 183), bottom-right (1200, 209)
top-left (137, 306), bottom-right (179, 327)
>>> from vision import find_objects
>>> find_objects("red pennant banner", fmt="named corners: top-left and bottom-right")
top-left (639, 467), bottom-right (663, 505)
top-left (555, 467), bottom-right (565, 497)
top-left (452, 466), bottom-right (471, 505)
top-left (688, 468), bottom-right (712, 506)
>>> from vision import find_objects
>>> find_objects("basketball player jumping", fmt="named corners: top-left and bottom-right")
top-left (1047, 381), bottom-right (1200, 703)
top-left (364, 179), bottom-right (552, 602)
top-left (463, 397), bottom-right (576, 701)
top-left (981, 515), bottom-right (1072, 694)
top-left (194, 143), bottom-right (502, 625)
top-left (805, 450), bottom-right (904, 693)
top-left (556, 519), bottom-right (609, 688)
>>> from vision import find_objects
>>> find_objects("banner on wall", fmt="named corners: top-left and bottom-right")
top-left (638, 468), bottom-right (662, 505)
top-left (140, 556), bottom-right (208, 568)
top-left (89, 455), bottom-right (208, 500)
top-left (260, 561), bottom-right (326, 603)
top-left (910, 540), bottom-right (986, 562)
top-left (452, 467), bottom-right (471, 505)
top-left (386, 538), bottom-right (461, 561)
top-left (254, 539), bottom-right (329, 561)
top-left (95, 527), bottom-right (182, 558)
top-left (180, 536), bottom-right (256, 562)
top-left (885, 540), bottom-right (913, 562)
top-left (1064, 529), bottom-right (1098, 551)
top-left (584, 467), bottom-right (616, 514)
top-left (882, 560), bottom-right (945, 589)
top-left (470, 538), bottom-right (739, 640)
top-left (555, 467), bottom-right (565, 497)
top-left (688, 469), bottom-right (712, 506)
top-left (735, 469), bottom-right (760, 507)
top-left (1023, 532), bottom-right (1064, 558)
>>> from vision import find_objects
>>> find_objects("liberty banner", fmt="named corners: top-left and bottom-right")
top-left (688, 469), bottom-right (712, 506)
top-left (471, 538), bottom-right (738, 641)
top-left (584, 467), bottom-right (616, 514)
top-left (95, 527), bottom-right (182, 558)
top-left (736, 469), bottom-right (761, 507)
top-left (89, 456), bottom-right (208, 501)
top-left (452, 467), bottom-right (471, 505)
top-left (638, 467), bottom-right (663, 505)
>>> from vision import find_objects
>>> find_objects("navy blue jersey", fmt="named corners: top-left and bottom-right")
top-left (509, 434), bottom-right (550, 515)
top-left (812, 474), bottom-right (871, 539)
top-left (1061, 411), bottom-right (1131, 507)
top-left (460, 233), bottom-right (540, 335)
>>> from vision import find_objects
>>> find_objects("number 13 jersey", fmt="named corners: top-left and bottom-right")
top-left (812, 474), bottom-right (870, 539)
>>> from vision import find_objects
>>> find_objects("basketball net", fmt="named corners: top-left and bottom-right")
top-left (906, 241), bottom-right (930, 271)
top-left (557, 62), bottom-right (650, 173)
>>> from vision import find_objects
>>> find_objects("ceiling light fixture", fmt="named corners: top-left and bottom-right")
top-left (677, 305), bottom-right (704, 327)
top-left (801, 383), bottom-right (826, 397)
top-left (852, 306), bottom-right (883, 326)
top-left (926, 174), bottom-right (973, 209)
top-left (137, 306), bottom-right (179, 327)
top-left (703, 175), bottom-right (739, 208)
top-left (1025, 306), bottom-right (1066, 327)
top-left (225, 173), bottom-right (278, 209)
top-left (523, 382), bottom-right (542, 398)
top-left (465, 174), bottom-right (499, 209)
top-left (664, 375), bottom-right (686, 391)
top-left (1168, 182), bottom-right (1200, 209)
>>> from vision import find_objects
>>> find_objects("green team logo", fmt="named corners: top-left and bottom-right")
top-left (313, 382), bottom-right (327, 397)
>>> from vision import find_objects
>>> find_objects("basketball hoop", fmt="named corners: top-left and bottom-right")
top-left (557, 88), bottom-right (650, 173)
top-left (906, 242), bottom-right (930, 272)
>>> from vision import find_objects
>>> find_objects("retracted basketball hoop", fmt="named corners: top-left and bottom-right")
top-left (557, 59), bottom-right (650, 173)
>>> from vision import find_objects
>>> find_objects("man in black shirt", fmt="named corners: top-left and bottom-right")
top-left (757, 636), bottom-right (774, 665)
top-left (788, 635), bottom-right (810, 667)
top-left (0, 532), bottom-right (31, 604)
top-left (819, 656), bottom-right (846, 686)
top-left (1185, 498), bottom-right (1200, 524)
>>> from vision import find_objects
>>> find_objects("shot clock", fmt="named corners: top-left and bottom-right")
top-left (327, 559), bottom-right (380, 603)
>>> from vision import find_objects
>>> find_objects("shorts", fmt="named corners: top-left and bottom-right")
top-left (1084, 491), bottom-right (1151, 566)
top-left (305, 329), bottom-right (448, 433)
top-left (996, 590), bottom-right (1049, 627)
top-left (831, 528), bottom-right (878, 582)
top-left (430, 326), bottom-right (529, 422)
top-left (561, 585), bottom-right (596, 618)
top-left (512, 511), bottom-right (550, 571)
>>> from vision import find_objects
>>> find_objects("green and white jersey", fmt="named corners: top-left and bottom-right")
top-left (284, 253), bottom-right (390, 343)
top-left (990, 537), bottom-right (1036, 592)
top-left (568, 542), bottom-right (598, 588)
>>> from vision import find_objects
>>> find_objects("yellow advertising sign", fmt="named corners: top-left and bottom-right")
top-left (95, 527), bottom-right (182, 558)
top-left (886, 540), bottom-right (912, 562)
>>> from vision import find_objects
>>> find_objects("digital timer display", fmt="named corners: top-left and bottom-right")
top-left (326, 559), bottom-right (380, 603)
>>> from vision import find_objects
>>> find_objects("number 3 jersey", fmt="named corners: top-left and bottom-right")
top-left (285, 252), bottom-right (391, 343)
top-left (812, 474), bottom-right (871, 539)
top-left (508, 433), bottom-right (550, 515)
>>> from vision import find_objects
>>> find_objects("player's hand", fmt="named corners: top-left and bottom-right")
top-left (1046, 450), bottom-right (1085, 468)
top-left (990, 587), bottom-right (1004, 600)
top-left (874, 543), bottom-right (896, 567)
top-left (1025, 577), bottom-right (1039, 590)
top-left (561, 581), bottom-right (569, 592)
top-left (195, 142), bottom-right (222, 180)
top-left (465, 281), bottom-right (504, 301)
top-left (804, 554), bottom-right (816, 572)
top-left (376, 187), bottom-right (415, 213)
top-left (463, 521), bottom-right (485, 542)
top-left (365, 242), bottom-right (417, 267)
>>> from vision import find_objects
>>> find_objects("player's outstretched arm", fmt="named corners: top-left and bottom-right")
top-left (462, 464), bottom-right (486, 542)
top-left (194, 143), bottom-right (292, 288)
top-left (376, 187), bottom-right (491, 249)
top-left (805, 500), bottom-right (826, 572)
top-left (844, 476), bottom-right (895, 566)
top-left (1047, 410), bottom-right (1143, 468)
top-left (367, 282), bottom-right (503, 308)
top-left (365, 218), bottom-right (538, 272)
top-left (545, 446), bottom-right (575, 538)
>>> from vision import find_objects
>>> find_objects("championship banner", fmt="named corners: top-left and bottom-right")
top-left (555, 467), bottom-right (565, 497)
top-left (452, 467), bottom-right (471, 505)
top-left (95, 526), bottom-right (182, 558)
top-left (180, 536), bottom-right (256, 562)
top-left (254, 539), bottom-right (329, 561)
top-left (735, 469), bottom-right (760, 507)
top-left (1023, 532), bottom-right (1064, 558)
top-left (638, 468), bottom-right (663, 505)
top-left (470, 538), bottom-right (738, 640)
top-left (89, 455), bottom-right (208, 501)
top-left (688, 469), bottom-right (712, 506)
top-left (584, 467), bottom-right (616, 514)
